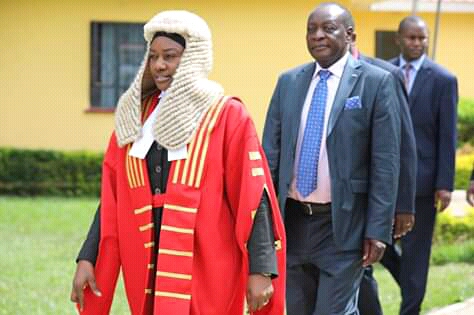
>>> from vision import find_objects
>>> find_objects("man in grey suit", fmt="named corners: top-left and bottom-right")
top-left (262, 3), bottom-right (401, 315)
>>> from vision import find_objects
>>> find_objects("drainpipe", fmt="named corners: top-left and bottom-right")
top-left (412, 0), bottom-right (419, 14)
top-left (432, 0), bottom-right (443, 60)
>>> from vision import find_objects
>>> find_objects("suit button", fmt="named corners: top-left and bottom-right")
top-left (156, 143), bottom-right (162, 151)
top-left (154, 187), bottom-right (161, 194)
top-left (155, 165), bottom-right (162, 173)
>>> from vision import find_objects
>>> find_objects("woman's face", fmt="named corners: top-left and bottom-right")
top-left (148, 36), bottom-right (184, 91)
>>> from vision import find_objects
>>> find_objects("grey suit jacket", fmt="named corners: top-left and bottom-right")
top-left (360, 54), bottom-right (417, 213)
top-left (262, 56), bottom-right (401, 250)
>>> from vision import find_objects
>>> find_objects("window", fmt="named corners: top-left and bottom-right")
top-left (90, 22), bottom-right (146, 109)
top-left (375, 30), bottom-right (399, 61)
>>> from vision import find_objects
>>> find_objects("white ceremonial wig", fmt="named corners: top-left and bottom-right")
top-left (115, 10), bottom-right (224, 150)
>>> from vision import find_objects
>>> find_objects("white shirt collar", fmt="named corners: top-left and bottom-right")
top-left (314, 51), bottom-right (349, 80)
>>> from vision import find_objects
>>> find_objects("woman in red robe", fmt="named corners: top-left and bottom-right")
top-left (70, 10), bottom-right (286, 315)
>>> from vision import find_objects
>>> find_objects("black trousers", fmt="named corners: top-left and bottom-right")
top-left (380, 196), bottom-right (436, 315)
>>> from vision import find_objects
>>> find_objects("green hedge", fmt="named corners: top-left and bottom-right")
top-left (431, 208), bottom-right (474, 264)
top-left (455, 153), bottom-right (474, 189)
top-left (453, 98), bottom-right (473, 189)
top-left (434, 207), bottom-right (474, 244)
top-left (455, 167), bottom-right (472, 190)
top-left (0, 148), bottom-right (102, 196)
top-left (0, 148), bottom-right (472, 195)
top-left (458, 98), bottom-right (474, 147)
top-left (431, 240), bottom-right (474, 265)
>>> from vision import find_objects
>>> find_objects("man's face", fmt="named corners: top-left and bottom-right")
top-left (148, 36), bottom-right (184, 91)
top-left (397, 21), bottom-right (428, 62)
top-left (306, 6), bottom-right (352, 68)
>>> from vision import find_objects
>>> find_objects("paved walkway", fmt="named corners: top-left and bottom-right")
top-left (426, 297), bottom-right (474, 315)
top-left (447, 189), bottom-right (471, 217)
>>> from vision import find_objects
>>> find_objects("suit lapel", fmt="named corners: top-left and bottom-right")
top-left (327, 56), bottom-right (361, 137)
top-left (290, 63), bottom-right (315, 149)
top-left (409, 59), bottom-right (432, 106)
top-left (390, 57), bottom-right (400, 67)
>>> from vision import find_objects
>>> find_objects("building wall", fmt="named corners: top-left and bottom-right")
top-left (0, 0), bottom-right (472, 151)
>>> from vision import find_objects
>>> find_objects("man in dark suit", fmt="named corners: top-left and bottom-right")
top-left (262, 3), bottom-right (401, 314)
top-left (349, 29), bottom-right (417, 315)
top-left (382, 16), bottom-right (458, 315)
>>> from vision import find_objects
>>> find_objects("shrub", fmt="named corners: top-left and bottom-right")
top-left (431, 240), bottom-right (474, 265)
top-left (431, 207), bottom-right (474, 264)
top-left (0, 148), bottom-right (102, 196)
top-left (458, 98), bottom-right (474, 147)
top-left (433, 207), bottom-right (474, 244)
top-left (455, 152), bottom-right (474, 189)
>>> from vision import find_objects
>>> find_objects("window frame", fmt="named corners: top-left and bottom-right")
top-left (87, 21), bottom-right (146, 112)
top-left (374, 30), bottom-right (400, 61)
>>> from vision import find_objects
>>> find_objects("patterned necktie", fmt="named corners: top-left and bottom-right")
top-left (296, 69), bottom-right (331, 197)
top-left (403, 63), bottom-right (412, 93)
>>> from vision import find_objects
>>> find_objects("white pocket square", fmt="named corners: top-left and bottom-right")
top-left (344, 96), bottom-right (362, 110)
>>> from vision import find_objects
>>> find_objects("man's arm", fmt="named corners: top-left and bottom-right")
top-left (364, 72), bottom-right (401, 266)
top-left (360, 58), bottom-right (416, 237)
top-left (262, 76), bottom-right (283, 193)
top-left (392, 70), bottom-right (417, 237)
top-left (392, 69), bottom-right (417, 214)
top-left (435, 75), bottom-right (458, 211)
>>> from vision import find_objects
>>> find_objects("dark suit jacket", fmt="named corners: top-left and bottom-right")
top-left (360, 55), bottom-right (417, 213)
top-left (389, 56), bottom-right (458, 196)
top-left (263, 56), bottom-right (401, 250)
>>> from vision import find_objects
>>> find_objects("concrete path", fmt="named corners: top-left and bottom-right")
top-left (426, 297), bottom-right (474, 315)
top-left (447, 189), bottom-right (471, 217)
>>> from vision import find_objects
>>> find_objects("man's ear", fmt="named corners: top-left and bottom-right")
top-left (345, 26), bottom-right (354, 43)
top-left (351, 31), bottom-right (357, 44)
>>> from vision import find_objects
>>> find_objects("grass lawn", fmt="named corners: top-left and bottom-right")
top-left (0, 197), bottom-right (128, 315)
top-left (1, 197), bottom-right (473, 315)
top-left (375, 263), bottom-right (474, 315)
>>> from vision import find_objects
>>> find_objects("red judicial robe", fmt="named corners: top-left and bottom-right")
top-left (78, 96), bottom-right (286, 315)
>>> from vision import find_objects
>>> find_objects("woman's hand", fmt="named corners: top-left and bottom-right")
top-left (70, 260), bottom-right (101, 311)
